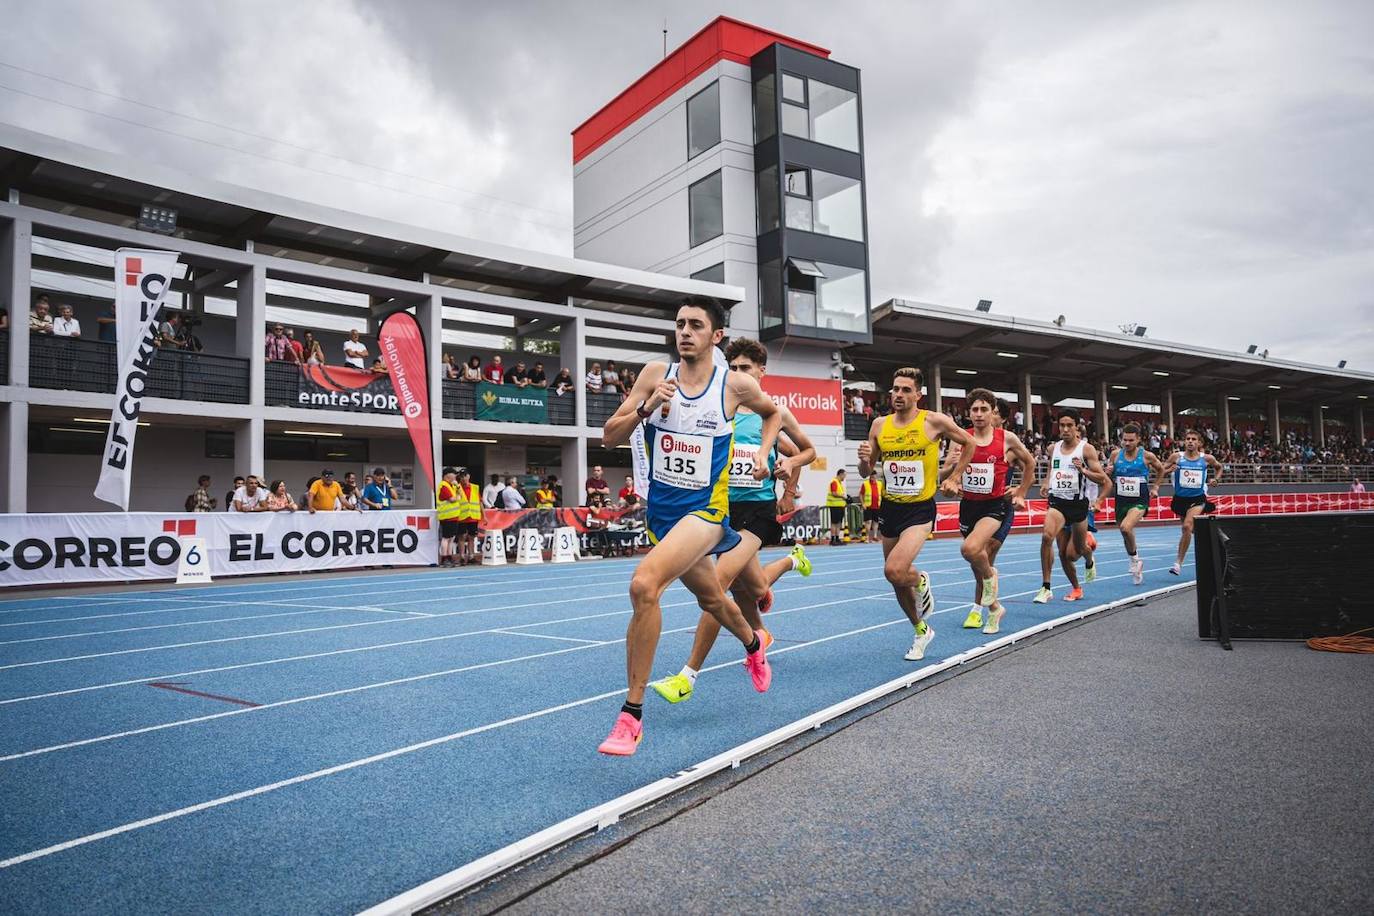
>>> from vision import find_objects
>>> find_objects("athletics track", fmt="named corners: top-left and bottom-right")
top-left (0, 527), bottom-right (1193, 913)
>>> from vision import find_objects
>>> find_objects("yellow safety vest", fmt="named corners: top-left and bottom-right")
top-left (436, 481), bottom-right (462, 521)
top-left (456, 482), bottom-right (482, 521)
top-left (825, 477), bottom-right (847, 507)
top-left (534, 488), bottom-right (556, 508)
top-left (860, 478), bottom-right (883, 509)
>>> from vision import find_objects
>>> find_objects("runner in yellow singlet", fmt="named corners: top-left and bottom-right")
top-left (857, 367), bottom-right (974, 660)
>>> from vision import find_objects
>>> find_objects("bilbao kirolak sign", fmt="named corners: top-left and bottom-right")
top-left (760, 375), bottom-right (843, 426)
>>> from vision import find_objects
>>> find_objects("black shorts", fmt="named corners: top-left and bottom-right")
top-left (959, 498), bottom-right (1010, 539)
top-left (459, 520), bottom-right (479, 536)
top-left (440, 520), bottom-right (462, 539)
top-left (826, 505), bottom-right (847, 526)
top-left (1047, 495), bottom-right (1090, 526)
top-left (1170, 494), bottom-right (1210, 517)
top-left (863, 507), bottom-right (880, 522)
top-left (729, 500), bottom-right (783, 546)
top-left (877, 500), bottom-right (936, 539)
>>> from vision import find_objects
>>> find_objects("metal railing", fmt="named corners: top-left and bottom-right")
top-left (440, 379), bottom-right (574, 425)
top-left (29, 335), bottom-right (249, 403)
top-left (586, 391), bottom-right (622, 427)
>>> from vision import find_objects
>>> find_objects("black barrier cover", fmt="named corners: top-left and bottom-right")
top-left (1196, 513), bottom-right (1374, 640)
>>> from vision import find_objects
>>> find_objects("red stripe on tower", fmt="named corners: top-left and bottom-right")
top-left (572, 16), bottom-right (829, 164)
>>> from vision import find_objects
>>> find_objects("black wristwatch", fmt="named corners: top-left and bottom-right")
top-left (635, 402), bottom-right (652, 419)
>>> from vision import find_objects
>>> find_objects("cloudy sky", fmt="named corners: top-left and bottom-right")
top-left (3, 0), bottom-right (1372, 368)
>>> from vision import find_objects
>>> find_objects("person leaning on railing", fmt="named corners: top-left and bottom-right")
top-left (262, 480), bottom-right (298, 512)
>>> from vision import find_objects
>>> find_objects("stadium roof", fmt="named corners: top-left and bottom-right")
top-left (850, 299), bottom-right (1374, 407)
top-left (0, 125), bottom-right (743, 316)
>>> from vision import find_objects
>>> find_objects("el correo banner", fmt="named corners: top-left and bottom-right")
top-left (475, 382), bottom-right (548, 423)
top-left (93, 248), bottom-right (181, 509)
top-left (0, 511), bottom-right (438, 588)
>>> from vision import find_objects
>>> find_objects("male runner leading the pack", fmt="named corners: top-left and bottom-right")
top-left (1105, 422), bottom-right (1164, 584)
top-left (1157, 428), bottom-right (1224, 576)
top-left (946, 389), bottom-right (1035, 634)
top-left (649, 337), bottom-right (815, 704)
top-left (858, 368), bottom-right (974, 660)
top-left (1034, 407), bottom-right (1111, 603)
top-left (597, 298), bottom-right (782, 756)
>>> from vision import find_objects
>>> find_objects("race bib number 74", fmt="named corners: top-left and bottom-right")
top-left (1179, 468), bottom-right (1205, 490)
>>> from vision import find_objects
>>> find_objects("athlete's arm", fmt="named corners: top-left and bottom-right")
top-left (728, 371), bottom-right (781, 480)
top-left (939, 441), bottom-right (962, 478)
top-left (1003, 431), bottom-right (1036, 510)
top-left (857, 417), bottom-right (883, 478)
top-left (603, 362), bottom-right (669, 448)
top-left (927, 412), bottom-right (974, 493)
top-left (1080, 444), bottom-right (1111, 486)
top-left (1206, 453), bottom-right (1225, 484)
top-left (773, 406), bottom-right (816, 479)
top-left (1144, 451), bottom-right (1165, 496)
top-left (1155, 452), bottom-right (1178, 489)
top-left (1106, 448), bottom-right (1121, 477)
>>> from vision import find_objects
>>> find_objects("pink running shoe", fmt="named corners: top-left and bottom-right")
top-left (744, 630), bottom-right (772, 692)
top-left (597, 712), bottom-right (643, 756)
top-left (757, 588), bottom-right (774, 614)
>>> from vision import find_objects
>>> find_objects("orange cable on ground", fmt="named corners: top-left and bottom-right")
top-left (1306, 627), bottom-right (1374, 654)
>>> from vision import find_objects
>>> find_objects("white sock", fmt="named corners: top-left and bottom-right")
top-left (788, 556), bottom-right (799, 571)
top-left (680, 665), bottom-right (698, 686)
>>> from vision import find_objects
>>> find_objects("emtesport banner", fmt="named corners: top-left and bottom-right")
top-left (0, 511), bottom-right (437, 588)
top-left (94, 249), bottom-right (180, 509)
top-left (378, 311), bottom-right (434, 492)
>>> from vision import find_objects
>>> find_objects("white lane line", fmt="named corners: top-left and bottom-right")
top-left (0, 554), bottom-right (981, 670)
top-left (0, 561), bottom-right (1190, 870)
top-left (489, 631), bottom-right (604, 645)
top-left (0, 546), bottom-right (1178, 678)
top-left (0, 554), bottom-right (890, 628)
top-left (0, 607), bottom-right (399, 646)
top-left (0, 558), bottom-right (1191, 760)
top-left (0, 547), bottom-right (890, 613)
top-left (0, 573), bottom-right (886, 705)
top-left (0, 588), bottom-right (899, 760)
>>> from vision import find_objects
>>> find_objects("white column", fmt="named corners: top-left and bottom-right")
top-left (561, 439), bottom-right (587, 509)
top-left (2, 217), bottom-right (31, 388)
top-left (1018, 372), bottom-right (1033, 434)
top-left (1268, 396), bottom-right (1281, 444)
top-left (927, 363), bottom-right (942, 413)
top-left (233, 417), bottom-right (264, 482)
top-left (1095, 380), bottom-right (1109, 439)
top-left (1216, 393), bottom-right (1232, 445)
top-left (414, 294), bottom-right (444, 510)
top-left (561, 316), bottom-right (586, 430)
top-left (1312, 403), bottom-right (1324, 447)
top-left (234, 265), bottom-right (267, 408)
top-left (1161, 388), bottom-right (1175, 439)
top-left (560, 313), bottom-right (588, 508)
top-left (1, 402), bottom-right (27, 512)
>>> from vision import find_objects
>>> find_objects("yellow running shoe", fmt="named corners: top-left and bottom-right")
top-left (1085, 563), bottom-right (1097, 584)
top-left (962, 608), bottom-right (983, 629)
top-left (790, 544), bottom-right (812, 577)
top-left (650, 673), bottom-right (694, 704)
top-left (1033, 586), bottom-right (1052, 604)
top-left (983, 568), bottom-right (999, 604)
top-left (982, 602), bottom-right (1006, 635)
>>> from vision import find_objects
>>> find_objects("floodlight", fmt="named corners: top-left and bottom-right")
top-left (138, 204), bottom-right (178, 235)
top-left (975, 299), bottom-right (993, 312)
top-left (1246, 345), bottom-right (1258, 354)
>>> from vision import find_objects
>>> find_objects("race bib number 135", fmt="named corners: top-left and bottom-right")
top-left (653, 430), bottom-right (713, 489)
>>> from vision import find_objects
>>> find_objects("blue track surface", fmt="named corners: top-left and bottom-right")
top-left (0, 527), bottom-right (1194, 913)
